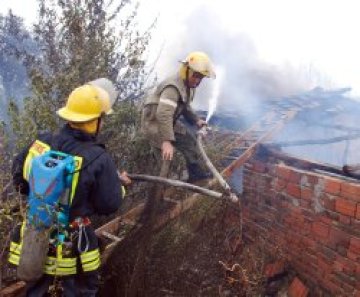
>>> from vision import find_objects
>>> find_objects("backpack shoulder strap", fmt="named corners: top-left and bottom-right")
top-left (71, 142), bottom-right (105, 173)
top-left (48, 134), bottom-right (106, 173)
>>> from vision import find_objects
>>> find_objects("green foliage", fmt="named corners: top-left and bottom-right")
top-left (7, 0), bottom-right (154, 148)
top-left (1, 0), bottom-right (156, 275)
top-left (100, 101), bottom-right (153, 173)
top-left (8, 99), bottom-right (43, 150)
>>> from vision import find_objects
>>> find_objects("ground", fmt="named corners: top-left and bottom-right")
top-left (98, 187), bottom-right (289, 297)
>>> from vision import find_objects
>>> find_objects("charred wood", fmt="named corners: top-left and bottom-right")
top-left (310, 123), bottom-right (360, 133)
top-left (260, 145), bottom-right (360, 180)
top-left (268, 133), bottom-right (360, 147)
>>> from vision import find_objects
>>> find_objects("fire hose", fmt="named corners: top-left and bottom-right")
top-left (127, 126), bottom-right (238, 203)
top-left (127, 174), bottom-right (225, 199)
top-left (196, 125), bottom-right (239, 203)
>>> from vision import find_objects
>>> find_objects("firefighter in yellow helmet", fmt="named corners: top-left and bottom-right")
top-left (141, 51), bottom-right (215, 182)
top-left (10, 82), bottom-right (130, 296)
top-left (58, 81), bottom-right (116, 134)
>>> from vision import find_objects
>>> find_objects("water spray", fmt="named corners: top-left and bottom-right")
top-left (206, 66), bottom-right (224, 123)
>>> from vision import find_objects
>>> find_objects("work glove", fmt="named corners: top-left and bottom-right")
top-left (196, 119), bottom-right (207, 128)
top-left (196, 119), bottom-right (212, 137)
top-left (118, 171), bottom-right (132, 185)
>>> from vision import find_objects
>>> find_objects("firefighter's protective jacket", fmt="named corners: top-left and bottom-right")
top-left (141, 73), bottom-right (200, 148)
top-left (12, 124), bottom-right (122, 218)
top-left (9, 124), bottom-right (122, 275)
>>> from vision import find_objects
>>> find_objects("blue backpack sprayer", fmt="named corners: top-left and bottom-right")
top-left (17, 150), bottom-right (76, 281)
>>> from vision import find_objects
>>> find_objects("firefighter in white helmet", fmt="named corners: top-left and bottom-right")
top-left (141, 51), bottom-right (215, 182)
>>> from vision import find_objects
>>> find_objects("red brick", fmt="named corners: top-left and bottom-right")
top-left (288, 277), bottom-right (309, 297)
top-left (335, 256), bottom-right (357, 274)
top-left (242, 207), bottom-right (250, 219)
top-left (326, 210), bottom-right (339, 221)
top-left (253, 160), bottom-right (266, 173)
top-left (243, 179), bottom-right (255, 188)
top-left (357, 264), bottom-right (360, 276)
top-left (274, 178), bottom-right (287, 191)
top-left (348, 250), bottom-right (360, 261)
top-left (340, 182), bottom-right (360, 202)
top-left (321, 194), bottom-right (336, 211)
top-left (301, 187), bottom-right (313, 201)
top-left (320, 277), bottom-right (343, 294)
top-left (357, 204), bottom-right (360, 220)
top-left (302, 237), bottom-right (317, 250)
top-left (335, 198), bottom-right (357, 217)
top-left (287, 183), bottom-right (301, 199)
top-left (312, 222), bottom-right (330, 239)
top-left (349, 237), bottom-right (360, 254)
top-left (300, 200), bottom-right (311, 208)
top-left (319, 215), bottom-right (332, 225)
top-left (341, 182), bottom-right (360, 193)
top-left (341, 191), bottom-right (360, 201)
top-left (317, 257), bottom-right (332, 274)
top-left (324, 177), bottom-right (341, 195)
top-left (339, 214), bottom-right (351, 225)
top-left (289, 171), bottom-right (301, 183)
top-left (264, 260), bottom-right (285, 278)
top-left (307, 174), bottom-right (319, 186)
top-left (351, 218), bottom-right (360, 229)
top-left (276, 165), bottom-right (291, 180)
top-left (341, 280), bottom-right (357, 294)
top-left (334, 260), bottom-right (344, 272)
top-left (328, 228), bottom-right (350, 249)
top-left (257, 178), bottom-right (269, 189)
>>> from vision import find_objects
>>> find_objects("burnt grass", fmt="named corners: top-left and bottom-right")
top-left (98, 185), bottom-right (279, 297)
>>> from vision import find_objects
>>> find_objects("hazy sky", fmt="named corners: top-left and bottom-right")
top-left (2, 0), bottom-right (360, 99)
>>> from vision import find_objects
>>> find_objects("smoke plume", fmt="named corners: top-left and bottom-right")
top-left (155, 5), bottom-right (321, 116)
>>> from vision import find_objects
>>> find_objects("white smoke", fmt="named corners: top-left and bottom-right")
top-left (146, 0), bottom-right (360, 166)
top-left (154, 4), bottom-right (329, 117)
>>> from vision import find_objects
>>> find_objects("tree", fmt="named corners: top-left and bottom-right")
top-left (8, 0), bottom-right (154, 148)
top-left (1, 1), bottom-right (156, 281)
top-left (0, 11), bottom-right (35, 121)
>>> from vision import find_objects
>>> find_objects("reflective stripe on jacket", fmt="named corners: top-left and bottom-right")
top-left (9, 223), bottom-right (101, 275)
top-left (12, 124), bottom-right (123, 219)
top-left (141, 73), bottom-right (199, 148)
top-left (9, 124), bottom-right (123, 275)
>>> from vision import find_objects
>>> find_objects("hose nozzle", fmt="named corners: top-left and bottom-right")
top-left (198, 125), bottom-right (212, 137)
top-left (228, 192), bottom-right (239, 203)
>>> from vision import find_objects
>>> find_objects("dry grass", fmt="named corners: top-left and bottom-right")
top-left (0, 176), bottom-right (24, 288)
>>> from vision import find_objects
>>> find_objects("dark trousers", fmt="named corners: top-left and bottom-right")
top-left (152, 131), bottom-right (207, 175)
top-left (26, 271), bottom-right (99, 297)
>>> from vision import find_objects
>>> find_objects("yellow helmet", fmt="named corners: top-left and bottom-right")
top-left (180, 51), bottom-right (216, 79)
top-left (92, 85), bottom-right (113, 115)
top-left (88, 78), bottom-right (117, 115)
top-left (57, 85), bottom-right (103, 122)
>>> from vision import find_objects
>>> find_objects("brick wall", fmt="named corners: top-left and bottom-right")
top-left (242, 156), bottom-right (360, 296)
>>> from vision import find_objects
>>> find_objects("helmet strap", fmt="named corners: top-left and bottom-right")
top-left (185, 67), bottom-right (191, 101)
top-left (95, 114), bottom-right (104, 138)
